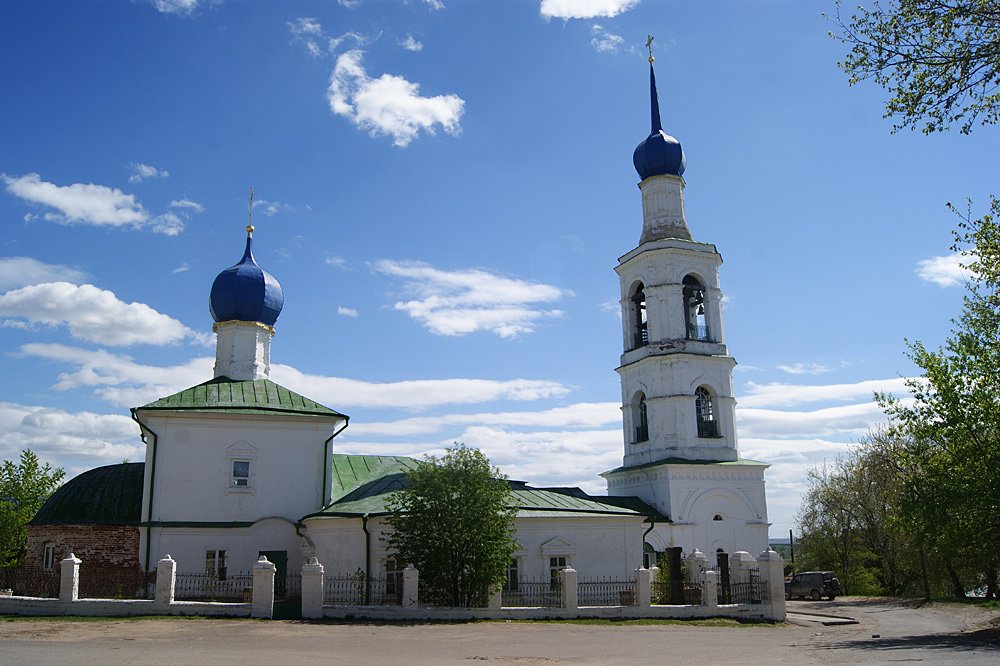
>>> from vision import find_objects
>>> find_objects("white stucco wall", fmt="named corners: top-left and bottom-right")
top-left (302, 514), bottom-right (647, 581)
top-left (146, 518), bottom-right (304, 576)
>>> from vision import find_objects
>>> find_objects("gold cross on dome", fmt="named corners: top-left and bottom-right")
top-left (645, 35), bottom-right (654, 63)
top-left (247, 186), bottom-right (254, 236)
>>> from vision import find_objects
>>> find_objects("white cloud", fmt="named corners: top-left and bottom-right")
top-left (338, 306), bottom-right (359, 317)
top-left (540, 0), bottom-right (639, 20)
top-left (252, 198), bottom-right (292, 217)
top-left (151, 0), bottom-right (200, 16)
top-left (150, 211), bottom-right (185, 236)
top-left (327, 50), bottom-right (465, 147)
top-left (738, 377), bottom-right (911, 408)
top-left (0, 402), bottom-right (143, 480)
top-left (272, 363), bottom-right (571, 410)
top-left (4, 173), bottom-right (148, 229)
top-left (351, 402), bottom-right (619, 437)
top-left (423, 0), bottom-right (445, 10)
top-left (374, 259), bottom-right (571, 337)
top-left (590, 24), bottom-right (624, 53)
top-left (400, 34), bottom-right (423, 52)
top-left (325, 256), bottom-right (348, 269)
top-left (19, 344), bottom-right (572, 411)
top-left (128, 162), bottom-right (169, 183)
top-left (0, 283), bottom-right (194, 346)
top-left (777, 362), bottom-right (832, 376)
top-left (289, 18), bottom-right (367, 58)
top-left (737, 401), bottom-right (889, 439)
top-left (170, 198), bottom-right (205, 214)
top-left (916, 252), bottom-right (969, 287)
top-left (337, 0), bottom-right (362, 8)
top-left (172, 263), bottom-right (190, 274)
top-left (0, 257), bottom-right (87, 291)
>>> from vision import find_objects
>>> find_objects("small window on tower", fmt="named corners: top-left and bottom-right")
top-left (232, 460), bottom-right (250, 487)
top-left (633, 393), bottom-right (649, 443)
top-left (630, 283), bottom-right (648, 349)
top-left (696, 386), bottom-right (720, 438)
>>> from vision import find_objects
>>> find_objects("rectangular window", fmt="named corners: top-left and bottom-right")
top-left (231, 460), bottom-right (250, 487)
top-left (43, 544), bottom-right (56, 571)
top-left (549, 556), bottom-right (567, 590)
top-left (503, 558), bottom-right (519, 593)
top-left (385, 559), bottom-right (402, 598)
top-left (205, 549), bottom-right (228, 580)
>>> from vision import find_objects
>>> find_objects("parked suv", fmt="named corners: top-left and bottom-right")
top-left (784, 571), bottom-right (840, 600)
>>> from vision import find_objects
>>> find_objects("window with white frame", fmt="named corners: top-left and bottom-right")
top-left (385, 558), bottom-right (403, 598)
top-left (42, 543), bottom-right (56, 571)
top-left (504, 558), bottom-right (520, 593)
top-left (205, 549), bottom-right (228, 580)
top-left (231, 460), bottom-right (251, 487)
top-left (549, 556), bottom-right (568, 590)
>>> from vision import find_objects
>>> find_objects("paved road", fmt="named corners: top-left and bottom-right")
top-left (1, 598), bottom-right (996, 665)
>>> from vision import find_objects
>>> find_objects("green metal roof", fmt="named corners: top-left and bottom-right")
top-left (602, 457), bottom-right (770, 477)
top-left (135, 376), bottom-right (347, 419)
top-left (302, 454), bottom-right (660, 521)
top-left (30, 463), bottom-right (144, 526)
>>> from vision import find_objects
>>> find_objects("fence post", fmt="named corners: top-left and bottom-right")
top-left (155, 555), bottom-right (176, 607)
top-left (59, 553), bottom-right (82, 602)
top-left (703, 570), bottom-right (718, 609)
top-left (488, 584), bottom-right (503, 610)
top-left (402, 564), bottom-right (419, 607)
top-left (560, 568), bottom-right (577, 610)
top-left (685, 548), bottom-right (708, 586)
top-left (729, 551), bottom-right (753, 604)
top-left (635, 567), bottom-right (651, 608)
top-left (252, 555), bottom-right (276, 619)
top-left (301, 557), bottom-right (325, 619)
top-left (758, 549), bottom-right (786, 621)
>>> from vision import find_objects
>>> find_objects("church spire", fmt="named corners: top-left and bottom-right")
top-left (646, 36), bottom-right (663, 135)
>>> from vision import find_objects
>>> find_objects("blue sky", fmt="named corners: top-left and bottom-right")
top-left (1, 0), bottom-right (996, 539)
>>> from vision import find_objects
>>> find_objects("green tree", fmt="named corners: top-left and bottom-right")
top-left (384, 444), bottom-right (517, 607)
top-left (0, 450), bottom-right (65, 567)
top-left (796, 429), bottom-right (922, 596)
top-left (879, 197), bottom-right (1000, 598)
top-left (832, 0), bottom-right (1000, 134)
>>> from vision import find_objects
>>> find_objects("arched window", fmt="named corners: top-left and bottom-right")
top-left (630, 283), bottom-right (648, 349)
top-left (695, 386), bottom-right (719, 438)
top-left (633, 392), bottom-right (649, 443)
top-left (682, 275), bottom-right (708, 341)
top-left (42, 543), bottom-right (56, 571)
top-left (643, 542), bottom-right (658, 569)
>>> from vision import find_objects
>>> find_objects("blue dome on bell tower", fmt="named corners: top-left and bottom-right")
top-left (632, 59), bottom-right (685, 181)
top-left (209, 227), bottom-right (284, 327)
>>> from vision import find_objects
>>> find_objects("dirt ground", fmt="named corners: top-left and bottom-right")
top-left (1, 598), bottom-right (997, 665)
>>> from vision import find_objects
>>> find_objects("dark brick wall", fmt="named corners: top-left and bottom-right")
top-left (25, 524), bottom-right (141, 573)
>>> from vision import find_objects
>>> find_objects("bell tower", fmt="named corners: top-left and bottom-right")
top-left (615, 58), bottom-right (738, 468)
top-left (602, 47), bottom-right (769, 556)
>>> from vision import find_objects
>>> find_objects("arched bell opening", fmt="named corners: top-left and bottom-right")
top-left (628, 281), bottom-right (648, 349)
top-left (682, 275), bottom-right (709, 341)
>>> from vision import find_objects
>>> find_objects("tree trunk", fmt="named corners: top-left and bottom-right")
top-left (985, 561), bottom-right (998, 600)
top-left (945, 559), bottom-right (966, 599)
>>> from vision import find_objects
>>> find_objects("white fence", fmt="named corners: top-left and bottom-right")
top-left (0, 549), bottom-right (786, 621)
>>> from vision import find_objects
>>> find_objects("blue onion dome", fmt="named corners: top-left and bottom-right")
top-left (633, 61), bottom-right (686, 180)
top-left (209, 227), bottom-right (284, 327)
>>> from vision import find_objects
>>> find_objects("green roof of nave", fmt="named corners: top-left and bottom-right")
top-left (302, 454), bottom-right (665, 521)
top-left (136, 376), bottom-right (347, 419)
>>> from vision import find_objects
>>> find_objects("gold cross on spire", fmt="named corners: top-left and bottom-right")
top-left (247, 186), bottom-right (254, 237)
top-left (645, 35), bottom-right (654, 64)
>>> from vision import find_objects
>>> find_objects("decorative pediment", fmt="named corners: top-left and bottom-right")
top-left (225, 440), bottom-right (258, 454)
top-left (540, 536), bottom-right (575, 556)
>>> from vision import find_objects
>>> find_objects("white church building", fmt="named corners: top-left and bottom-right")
top-left (28, 57), bottom-right (770, 591)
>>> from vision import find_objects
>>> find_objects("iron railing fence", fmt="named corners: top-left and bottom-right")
top-left (501, 578), bottom-right (562, 608)
top-left (79, 566), bottom-right (154, 599)
top-left (0, 567), bottom-right (59, 598)
top-left (323, 575), bottom-right (401, 606)
top-left (578, 577), bottom-right (635, 607)
top-left (283, 572), bottom-right (301, 599)
top-left (650, 579), bottom-right (702, 605)
top-left (729, 566), bottom-right (768, 605)
top-left (174, 572), bottom-right (253, 602)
